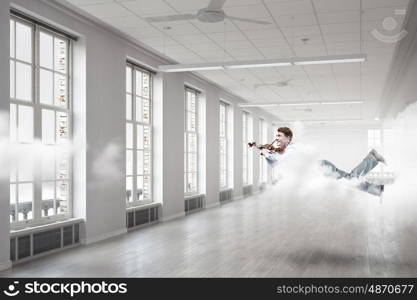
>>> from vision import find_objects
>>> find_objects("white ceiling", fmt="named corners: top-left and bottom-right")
top-left (62, 0), bottom-right (409, 123)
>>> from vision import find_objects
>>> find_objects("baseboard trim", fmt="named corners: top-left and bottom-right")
top-left (82, 228), bottom-right (127, 245)
top-left (162, 212), bottom-right (186, 222)
top-left (0, 259), bottom-right (12, 271)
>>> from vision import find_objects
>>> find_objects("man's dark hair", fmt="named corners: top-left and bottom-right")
top-left (277, 127), bottom-right (293, 141)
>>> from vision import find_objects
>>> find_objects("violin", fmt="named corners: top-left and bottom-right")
top-left (248, 140), bottom-right (285, 154)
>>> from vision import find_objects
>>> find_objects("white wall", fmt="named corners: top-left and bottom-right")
top-left (0, 0), bottom-right (12, 271)
top-left (0, 0), bottom-right (276, 269)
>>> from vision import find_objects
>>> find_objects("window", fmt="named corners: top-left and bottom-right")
top-left (242, 111), bottom-right (253, 185)
top-left (368, 129), bottom-right (383, 172)
top-left (259, 118), bottom-right (267, 184)
top-left (9, 16), bottom-right (72, 227)
top-left (125, 64), bottom-right (153, 207)
top-left (184, 88), bottom-right (199, 195)
top-left (219, 101), bottom-right (229, 189)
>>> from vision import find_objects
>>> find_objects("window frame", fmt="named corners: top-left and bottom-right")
top-left (259, 118), bottom-right (267, 184)
top-left (242, 111), bottom-right (253, 185)
top-left (219, 101), bottom-right (229, 190)
top-left (125, 63), bottom-right (153, 207)
top-left (10, 15), bottom-right (73, 230)
top-left (184, 87), bottom-right (199, 196)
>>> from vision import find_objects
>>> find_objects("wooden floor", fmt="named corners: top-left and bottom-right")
top-left (1, 190), bottom-right (417, 277)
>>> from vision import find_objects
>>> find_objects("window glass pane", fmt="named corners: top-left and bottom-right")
top-left (18, 105), bottom-right (34, 143)
top-left (220, 121), bottom-right (225, 137)
top-left (188, 173), bottom-right (197, 192)
top-left (187, 93), bottom-right (196, 112)
top-left (18, 155), bottom-right (34, 182)
top-left (137, 150), bottom-right (143, 175)
top-left (143, 151), bottom-right (151, 175)
top-left (54, 37), bottom-right (67, 73)
top-left (126, 67), bottom-right (132, 93)
top-left (56, 181), bottom-right (68, 214)
top-left (10, 60), bottom-right (15, 98)
top-left (143, 126), bottom-right (151, 150)
top-left (40, 69), bottom-right (53, 105)
top-left (16, 21), bottom-right (32, 63)
top-left (184, 152), bottom-right (187, 173)
top-left (10, 184), bottom-right (16, 222)
top-left (10, 104), bottom-right (17, 143)
top-left (187, 111), bottom-right (196, 131)
top-left (135, 97), bottom-right (142, 122)
top-left (142, 98), bottom-right (150, 124)
top-left (10, 19), bottom-right (15, 58)
top-left (126, 150), bottom-right (133, 176)
top-left (126, 177), bottom-right (133, 202)
top-left (42, 181), bottom-right (55, 217)
top-left (56, 156), bottom-right (69, 180)
top-left (220, 104), bottom-right (225, 122)
top-left (135, 70), bottom-right (142, 96)
top-left (220, 138), bottom-right (226, 153)
top-left (42, 152), bottom-right (55, 180)
top-left (188, 153), bottom-right (197, 172)
top-left (143, 175), bottom-right (151, 200)
top-left (54, 73), bottom-right (67, 107)
top-left (126, 94), bottom-right (132, 120)
top-left (18, 183), bottom-right (33, 221)
top-left (137, 125), bottom-right (143, 149)
top-left (188, 133), bottom-right (196, 152)
top-left (40, 31), bottom-right (53, 69)
top-left (10, 184), bottom-right (16, 205)
top-left (125, 177), bottom-right (133, 203)
top-left (56, 111), bottom-right (68, 142)
top-left (42, 182), bottom-right (54, 200)
top-left (126, 123), bottom-right (133, 149)
top-left (220, 153), bottom-right (226, 170)
top-left (137, 176), bottom-right (144, 201)
top-left (142, 73), bottom-right (149, 98)
top-left (16, 62), bottom-right (32, 101)
top-left (42, 109), bottom-right (55, 144)
top-left (184, 173), bottom-right (187, 193)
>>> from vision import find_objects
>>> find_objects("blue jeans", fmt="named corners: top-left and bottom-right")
top-left (320, 152), bottom-right (383, 196)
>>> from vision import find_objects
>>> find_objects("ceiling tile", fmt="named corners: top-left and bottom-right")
top-left (320, 22), bottom-right (360, 34)
top-left (163, 0), bottom-right (210, 12)
top-left (80, 2), bottom-right (133, 18)
top-left (101, 15), bottom-right (150, 28)
top-left (207, 31), bottom-right (248, 43)
top-left (258, 46), bottom-right (293, 59)
top-left (281, 25), bottom-right (321, 38)
top-left (275, 14), bottom-right (318, 27)
top-left (244, 28), bottom-right (286, 40)
top-left (120, 0), bottom-right (175, 16)
top-left (312, 0), bottom-right (360, 12)
top-left (67, 0), bottom-right (114, 6)
top-left (317, 11), bottom-right (360, 24)
top-left (266, 0), bottom-right (315, 16)
top-left (362, 0), bottom-right (409, 9)
top-left (152, 22), bottom-right (201, 35)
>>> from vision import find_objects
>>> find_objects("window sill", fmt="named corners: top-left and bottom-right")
top-left (185, 193), bottom-right (205, 200)
top-left (10, 217), bottom-right (84, 237)
top-left (126, 202), bottom-right (161, 212)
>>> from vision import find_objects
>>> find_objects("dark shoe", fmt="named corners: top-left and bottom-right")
top-left (370, 149), bottom-right (387, 165)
